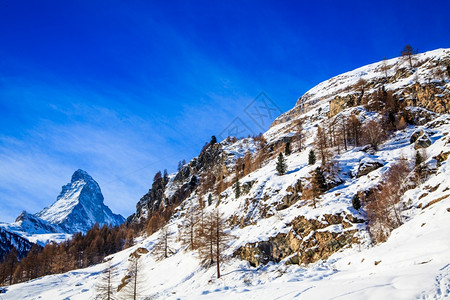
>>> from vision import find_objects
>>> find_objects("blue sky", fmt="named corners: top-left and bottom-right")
top-left (0, 0), bottom-right (449, 223)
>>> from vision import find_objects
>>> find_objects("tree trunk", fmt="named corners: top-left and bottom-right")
top-left (133, 261), bottom-right (137, 300)
top-left (216, 225), bottom-right (220, 278)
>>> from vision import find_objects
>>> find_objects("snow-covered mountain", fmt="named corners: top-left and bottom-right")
top-left (0, 169), bottom-right (125, 260)
top-left (2, 48), bottom-right (450, 299)
top-left (0, 211), bottom-right (71, 248)
top-left (35, 169), bottom-right (125, 233)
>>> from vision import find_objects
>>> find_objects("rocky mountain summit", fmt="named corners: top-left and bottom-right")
top-left (0, 169), bottom-right (125, 261)
top-left (36, 169), bottom-right (125, 233)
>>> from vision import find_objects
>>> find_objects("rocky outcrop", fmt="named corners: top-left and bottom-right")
top-left (410, 130), bottom-right (425, 144)
top-left (434, 151), bottom-right (450, 167)
top-left (403, 107), bottom-right (437, 125)
top-left (234, 214), bottom-right (362, 267)
top-left (356, 158), bottom-right (384, 177)
top-left (329, 94), bottom-right (358, 117)
top-left (133, 176), bottom-right (169, 221)
top-left (414, 134), bottom-right (432, 149)
top-left (132, 143), bottom-right (225, 224)
top-left (410, 130), bottom-right (433, 149)
top-left (277, 179), bottom-right (303, 210)
top-left (272, 50), bottom-right (450, 129)
top-left (402, 82), bottom-right (450, 114)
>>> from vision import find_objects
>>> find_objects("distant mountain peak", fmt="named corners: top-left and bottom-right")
top-left (35, 169), bottom-right (125, 233)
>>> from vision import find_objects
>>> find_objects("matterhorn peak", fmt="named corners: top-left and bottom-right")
top-left (35, 169), bottom-right (125, 233)
top-left (71, 169), bottom-right (93, 183)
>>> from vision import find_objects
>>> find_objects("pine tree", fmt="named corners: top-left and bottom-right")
top-left (207, 193), bottom-right (213, 206)
top-left (210, 135), bottom-right (217, 144)
top-left (381, 57), bottom-right (390, 80)
top-left (234, 179), bottom-right (241, 198)
top-left (352, 194), bottom-right (361, 210)
top-left (276, 152), bottom-right (287, 175)
top-left (415, 150), bottom-right (423, 167)
top-left (181, 207), bottom-right (199, 251)
top-left (163, 169), bottom-right (169, 182)
top-left (295, 119), bottom-right (304, 151)
top-left (306, 167), bottom-right (327, 208)
top-left (315, 126), bottom-right (330, 165)
top-left (308, 149), bottom-right (316, 165)
top-left (284, 141), bottom-right (291, 156)
top-left (153, 171), bottom-right (162, 182)
top-left (414, 150), bottom-right (424, 183)
top-left (347, 115), bottom-right (362, 148)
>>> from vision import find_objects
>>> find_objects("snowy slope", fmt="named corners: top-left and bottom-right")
top-left (272, 48), bottom-right (450, 133)
top-left (2, 48), bottom-right (450, 299)
top-left (3, 166), bottom-right (449, 299)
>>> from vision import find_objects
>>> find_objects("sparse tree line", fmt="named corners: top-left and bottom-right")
top-left (0, 223), bottom-right (135, 286)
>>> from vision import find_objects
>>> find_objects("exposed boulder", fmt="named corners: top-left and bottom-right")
top-left (356, 157), bottom-right (384, 177)
top-left (410, 130), bottom-right (425, 144)
top-left (277, 179), bottom-right (303, 210)
top-left (414, 133), bottom-right (432, 149)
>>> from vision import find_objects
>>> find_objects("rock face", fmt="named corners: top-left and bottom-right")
top-left (131, 143), bottom-right (225, 223)
top-left (235, 214), bottom-right (361, 267)
top-left (36, 169), bottom-right (125, 233)
top-left (133, 176), bottom-right (169, 221)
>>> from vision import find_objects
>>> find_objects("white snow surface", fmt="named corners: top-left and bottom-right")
top-left (3, 48), bottom-right (450, 299)
top-left (5, 115), bottom-right (450, 300)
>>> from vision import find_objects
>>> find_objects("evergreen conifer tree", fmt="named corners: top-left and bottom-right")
top-left (352, 194), bottom-right (361, 210)
top-left (207, 193), bottom-right (213, 206)
top-left (415, 150), bottom-right (423, 167)
top-left (276, 152), bottom-right (287, 175)
top-left (285, 141), bottom-right (291, 156)
top-left (308, 149), bottom-right (316, 165)
top-left (234, 179), bottom-right (241, 198)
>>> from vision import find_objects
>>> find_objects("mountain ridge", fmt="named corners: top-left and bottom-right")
top-left (2, 48), bottom-right (450, 299)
